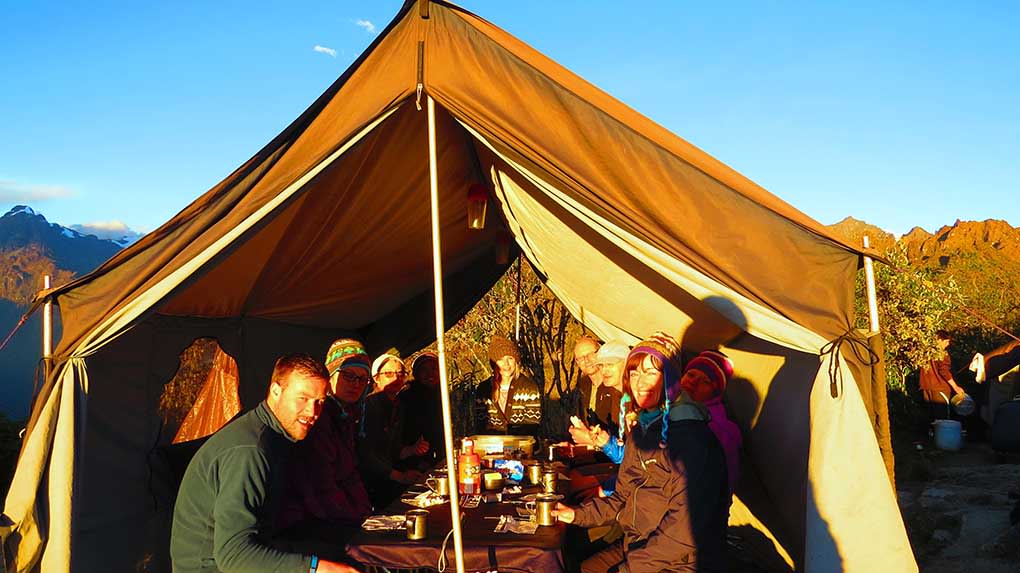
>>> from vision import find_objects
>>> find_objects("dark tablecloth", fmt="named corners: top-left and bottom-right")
top-left (347, 485), bottom-right (565, 573)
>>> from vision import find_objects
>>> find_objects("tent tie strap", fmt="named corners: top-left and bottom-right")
top-left (820, 329), bottom-right (880, 399)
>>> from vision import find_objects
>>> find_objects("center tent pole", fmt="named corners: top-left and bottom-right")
top-left (426, 95), bottom-right (466, 573)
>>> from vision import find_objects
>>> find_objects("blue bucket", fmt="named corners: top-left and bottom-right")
top-left (933, 419), bottom-right (962, 451)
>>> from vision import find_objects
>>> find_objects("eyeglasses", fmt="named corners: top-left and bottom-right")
top-left (377, 370), bottom-right (406, 380)
top-left (575, 353), bottom-right (596, 366)
top-left (339, 370), bottom-right (370, 386)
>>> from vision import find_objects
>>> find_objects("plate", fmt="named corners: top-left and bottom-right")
top-left (520, 493), bottom-right (564, 502)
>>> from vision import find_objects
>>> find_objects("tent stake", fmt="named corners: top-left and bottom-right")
top-left (427, 95), bottom-right (466, 573)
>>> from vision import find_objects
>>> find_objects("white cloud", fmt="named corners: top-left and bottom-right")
top-left (313, 45), bottom-right (337, 58)
top-left (69, 220), bottom-right (144, 243)
top-left (355, 19), bottom-right (377, 34)
top-left (0, 180), bottom-right (74, 202)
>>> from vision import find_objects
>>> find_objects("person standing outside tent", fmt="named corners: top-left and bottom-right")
top-left (552, 336), bottom-right (729, 573)
top-left (919, 330), bottom-right (964, 421)
top-left (171, 353), bottom-right (358, 573)
top-left (276, 339), bottom-right (374, 560)
top-left (359, 353), bottom-right (428, 508)
top-left (475, 335), bottom-right (542, 435)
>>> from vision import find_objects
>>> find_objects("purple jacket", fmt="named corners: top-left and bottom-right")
top-left (705, 398), bottom-right (741, 493)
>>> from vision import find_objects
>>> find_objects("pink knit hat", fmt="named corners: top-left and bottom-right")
top-left (682, 356), bottom-right (727, 398)
top-left (698, 350), bottom-right (734, 382)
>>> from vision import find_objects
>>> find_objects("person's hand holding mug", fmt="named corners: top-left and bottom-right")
top-left (550, 502), bottom-right (575, 524)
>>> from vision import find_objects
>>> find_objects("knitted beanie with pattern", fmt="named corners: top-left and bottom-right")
top-left (325, 338), bottom-right (371, 376)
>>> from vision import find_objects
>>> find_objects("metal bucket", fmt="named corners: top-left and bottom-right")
top-left (951, 393), bottom-right (975, 416)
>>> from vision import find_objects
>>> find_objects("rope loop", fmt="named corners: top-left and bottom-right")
top-left (820, 328), bottom-right (881, 399)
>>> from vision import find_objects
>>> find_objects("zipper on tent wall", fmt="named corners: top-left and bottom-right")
top-left (419, 0), bottom-right (430, 19)
top-left (416, 41), bottom-right (425, 110)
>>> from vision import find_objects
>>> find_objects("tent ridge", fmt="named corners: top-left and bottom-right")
top-left (432, 4), bottom-right (869, 259)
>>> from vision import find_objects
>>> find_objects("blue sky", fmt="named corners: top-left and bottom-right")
top-left (1, 0), bottom-right (1017, 238)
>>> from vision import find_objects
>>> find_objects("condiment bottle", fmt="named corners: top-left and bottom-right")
top-left (458, 438), bottom-right (481, 495)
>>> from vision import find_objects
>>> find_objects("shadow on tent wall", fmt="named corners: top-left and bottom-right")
top-left (681, 298), bottom-right (844, 572)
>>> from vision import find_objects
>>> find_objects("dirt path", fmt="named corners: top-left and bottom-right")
top-left (897, 441), bottom-right (1020, 572)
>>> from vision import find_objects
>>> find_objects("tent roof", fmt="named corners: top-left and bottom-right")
top-left (41, 0), bottom-right (871, 363)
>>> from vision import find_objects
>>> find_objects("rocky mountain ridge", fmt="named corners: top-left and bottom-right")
top-left (827, 216), bottom-right (1020, 267)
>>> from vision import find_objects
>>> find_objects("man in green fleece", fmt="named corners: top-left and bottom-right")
top-left (171, 353), bottom-right (360, 573)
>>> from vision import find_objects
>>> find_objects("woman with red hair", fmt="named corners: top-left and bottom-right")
top-left (554, 334), bottom-right (729, 573)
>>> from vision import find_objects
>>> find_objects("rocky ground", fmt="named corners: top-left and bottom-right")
top-left (897, 439), bottom-right (1020, 572)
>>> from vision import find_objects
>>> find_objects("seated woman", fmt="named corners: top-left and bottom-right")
top-left (553, 335), bottom-right (729, 573)
top-left (474, 335), bottom-right (541, 436)
top-left (275, 338), bottom-right (374, 557)
top-left (681, 350), bottom-right (742, 494)
top-left (358, 353), bottom-right (429, 508)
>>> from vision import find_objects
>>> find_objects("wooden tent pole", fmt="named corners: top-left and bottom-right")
top-left (42, 275), bottom-right (52, 378)
top-left (863, 236), bottom-right (880, 333)
top-left (427, 95), bottom-right (466, 573)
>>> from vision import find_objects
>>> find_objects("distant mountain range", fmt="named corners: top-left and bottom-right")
top-left (827, 216), bottom-right (1020, 274)
top-left (0, 206), bottom-right (124, 418)
top-left (0, 206), bottom-right (1017, 419)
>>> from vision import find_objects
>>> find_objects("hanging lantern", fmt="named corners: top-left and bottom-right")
top-left (495, 230), bottom-right (513, 265)
top-left (467, 184), bottom-right (488, 230)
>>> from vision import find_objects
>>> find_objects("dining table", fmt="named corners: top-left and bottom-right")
top-left (346, 479), bottom-right (568, 572)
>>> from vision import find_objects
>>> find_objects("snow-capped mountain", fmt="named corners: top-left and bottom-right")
top-left (0, 205), bottom-right (127, 418)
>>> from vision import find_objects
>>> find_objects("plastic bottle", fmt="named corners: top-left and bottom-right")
top-left (458, 438), bottom-right (481, 494)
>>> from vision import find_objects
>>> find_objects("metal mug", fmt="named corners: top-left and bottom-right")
top-left (535, 493), bottom-right (558, 526)
top-left (541, 469), bottom-right (558, 494)
top-left (426, 475), bottom-right (450, 497)
top-left (525, 494), bottom-right (558, 526)
top-left (405, 509), bottom-right (429, 540)
top-left (525, 462), bottom-right (543, 485)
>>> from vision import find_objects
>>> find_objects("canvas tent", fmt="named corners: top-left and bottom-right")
top-left (2, 1), bottom-right (914, 571)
